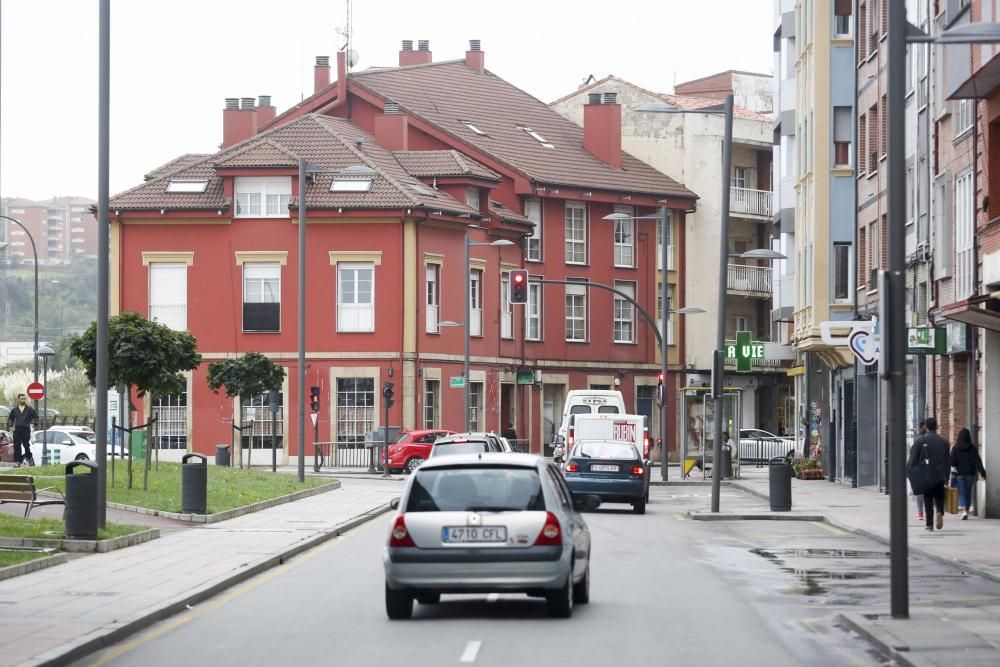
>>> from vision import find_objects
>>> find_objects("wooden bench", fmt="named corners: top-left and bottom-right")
top-left (0, 476), bottom-right (65, 518)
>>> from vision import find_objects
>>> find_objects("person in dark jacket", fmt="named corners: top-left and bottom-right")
top-left (913, 419), bottom-right (927, 521)
top-left (5, 394), bottom-right (38, 467)
top-left (950, 428), bottom-right (986, 520)
top-left (908, 417), bottom-right (950, 531)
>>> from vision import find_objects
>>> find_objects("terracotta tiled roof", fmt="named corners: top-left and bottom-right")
top-left (488, 199), bottom-right (533, 228)
top-left (143, 154), bottom-right (212, 181)
top-left (214, 139), bottom-right (299, 168)
top-left (393, 150), bottom-right (501, 181)
top-left (351, 62), bottom-right (695, 200)
top-left (111, 115), bottom-right (479, 217)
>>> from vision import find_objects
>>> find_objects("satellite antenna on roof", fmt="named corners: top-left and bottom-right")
top-left (348, 49), bottom-right (360, 68)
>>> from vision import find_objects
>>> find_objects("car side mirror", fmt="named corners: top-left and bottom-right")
top-left (389, 497), bottom-right (400, 510)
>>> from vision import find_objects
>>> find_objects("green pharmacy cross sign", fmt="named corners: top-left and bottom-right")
top-left (725, 331), bottom-right (765, 372)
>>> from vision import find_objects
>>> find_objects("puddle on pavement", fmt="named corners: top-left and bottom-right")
top-left (751, 547), bottom-right (889, 560)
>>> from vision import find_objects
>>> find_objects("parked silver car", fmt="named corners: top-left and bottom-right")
top-left (383, 453), bottom-right (598, 619)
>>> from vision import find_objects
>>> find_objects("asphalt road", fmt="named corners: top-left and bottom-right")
top-left (78, 484), bottom-right (1000, 667)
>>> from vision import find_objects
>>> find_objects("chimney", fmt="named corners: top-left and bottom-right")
top-left (583, 92), bottom-right (622, 168)
top-left (257, 95), bottom-right (276, 126)
top-left (465, 39), bottom-right (484, 73)
top-left (336, 51), bottom-right (347, 102)
top-left (399, 39), bottom-right (432, 66)
top-left (373, 100), bottom-right (409, 151)
top-left (222, 97), bottom-right (258, 149)
top-left (314, 55), bottom-right (331, 93)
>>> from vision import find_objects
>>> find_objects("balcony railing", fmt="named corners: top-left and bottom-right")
top-left (729, 187), bottom-right (772, 219)
top-left (727, 264), bottom-right (772, 298)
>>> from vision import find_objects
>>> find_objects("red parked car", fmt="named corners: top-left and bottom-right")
top-left (382, 429), bottom-right (455, 474)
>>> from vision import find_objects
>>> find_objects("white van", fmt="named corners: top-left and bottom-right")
top-left (556, 390), bottom-right (626, 443)
top-left (568, 413), bottom-right (650, 460)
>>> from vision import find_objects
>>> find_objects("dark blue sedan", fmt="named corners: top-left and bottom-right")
top-left (562, 441), bottom-right (650, 514)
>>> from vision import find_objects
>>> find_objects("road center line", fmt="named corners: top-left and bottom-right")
top-left (459, 640), bottom-right (482, 663)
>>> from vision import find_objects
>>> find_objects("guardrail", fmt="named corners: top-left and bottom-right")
top-left (730, 187), bottom-right (772, 218)
top-left (727, 264), bottom-right (772, 296)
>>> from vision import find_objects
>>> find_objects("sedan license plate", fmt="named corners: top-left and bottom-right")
top-left (590, 464), bottom-right (620, 472)
top-left (442, 526), bottom-right (507, 543)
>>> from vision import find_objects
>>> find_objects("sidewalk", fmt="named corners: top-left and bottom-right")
top-left (0, 480), bottom-right (401, 667)
top-left (724, 468), bottom-right (1000, 666)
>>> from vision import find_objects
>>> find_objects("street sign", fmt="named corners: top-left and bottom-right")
top-left (310, 413), bottom-right (318, 427)
top-left (450, 376), bottom-right (465, 389)
top-left (848, 329), bottom-right (880, 366)
top-left (907, 327), bottom-right (947, 355)
top-left (724, 331), bottom-right (765, 372)
top-left (26, 382), bottom-right (44, 401)
top-left (516, 370), bottom-right (535, 385)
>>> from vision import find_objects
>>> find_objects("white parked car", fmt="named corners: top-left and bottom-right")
top-left (737, 429), bottom-right (796, 464)
top-left (30, 429), bottom-right (129, 463)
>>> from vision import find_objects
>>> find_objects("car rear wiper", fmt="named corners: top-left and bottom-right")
top-left (465, 505), bottom-right (523, 512)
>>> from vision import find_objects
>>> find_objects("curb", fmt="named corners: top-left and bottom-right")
top-left (30, 501), bottom-right (393, 667)
top-left (836, 613), bottom-right (930, 667)
top-left (0, 552), bottom-right (67, 582)
top-left (686, 511), bottom-right (826, 522)
top-left (0, 528), bottom-right (159, 554)
top-left (651, 480), bottom-right (734, 487)
top-left (105, 480), bottom-right (341, 523)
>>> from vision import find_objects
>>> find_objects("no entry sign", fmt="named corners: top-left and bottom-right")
top-left (26, 382), bottom-right (45, 401)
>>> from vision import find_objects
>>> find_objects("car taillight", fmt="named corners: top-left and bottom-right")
top-left (388, 515), bottom-right (415, 547)
top-left (534, 512), bottom-right (562, 546)
top-left (631, 465), bottom-right (645, 476)
top-left (567, 430), bottom-right (574, 447)
top-left (643, 430), bottom-right (650, 458)
top-left (565, 462), bottom-right (579, 473)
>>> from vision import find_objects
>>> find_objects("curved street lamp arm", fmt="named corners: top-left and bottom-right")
top-left (0, 214), bottom-right (40, 384)
top-left (537, 278), bottom-right (662, 347)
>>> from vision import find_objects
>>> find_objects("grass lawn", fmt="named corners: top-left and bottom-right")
top-left (0, 512), bottom-right (144, 541)
top-left (2, 462), bottom-right (332, 514)
top-left (0, 550), bottom-right (52, 568)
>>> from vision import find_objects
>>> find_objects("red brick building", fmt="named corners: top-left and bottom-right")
top-left (110, 41), bottom-right (696, 465)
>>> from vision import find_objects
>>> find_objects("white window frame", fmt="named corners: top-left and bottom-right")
top-left (613, 205), bottom-right (634, 268)
top-left (565, 280), bottom-right (587, 342)
top-left (500, 273), bottom-right (513, 339)
top-left (658, 211), bottom-right (675, 271)
top-left (524, 198), bottom-right (542, 262)
top-left (526, 280), bottom-right (542, 341)
top-left (149, 263), bottom-right (187, 331)
top-left (955, 99), bottom-right (974, 138)
top-left (613, 281), bottom-right (635, 344)
top-left (564, 201), bottom-right (587, 265)
top-left (423, 379), bottom-right (440, 428)
top-left (242, 261), bottom-right (281, 332)
top-left (833, 242), bottom-right (853, 302)
top-left (955, 170), bottom-right (975, 299)
top-left (733, 167), bottom-right (748, 189)
top-left (657, 282), bottom-right (676, 345)
top-left (735, 316), bottom-right (749, 333)
top-left (425, 263), bottom-right (439, 334)
top-left (466, 186), bottom-right (480, 212)
top-left (337, 262), bottom-right (375, 332)
top-left (234, 177), bottom-right (292, 218)
top-left (468, 381), bottom-right (484, 431)
top-left (469, 269), bottom-right (483, 337)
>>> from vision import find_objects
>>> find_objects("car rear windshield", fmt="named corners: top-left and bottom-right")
top-left (597, 406), bottom-right (620, 414)
top-left (406, 466), bottom-right (545, 512)
top-left (433, 442), bottom-right (488, 456)
top-left (574, 442), bottom-right (638, 460)
top-left (569, 405), bottom-right (591, 415)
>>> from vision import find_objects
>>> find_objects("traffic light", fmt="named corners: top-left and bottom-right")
top-left (656, 372), bottom-right (664, 408)
top-left (383, 381), bottom-right (395, 410)
top-left (310, 386), bottom-right (321, 413)
top-left (509, 269), bottom-right (529, 304)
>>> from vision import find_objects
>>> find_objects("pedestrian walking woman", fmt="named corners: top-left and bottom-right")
top-left (5, 393), bottom-right (38, 467)
top-left (908, 417), bottom-right (950, 532)
top-left (950, 428), bottom-right (986, 520)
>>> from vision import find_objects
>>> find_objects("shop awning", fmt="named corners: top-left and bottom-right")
top-left (941, 306), bottom-right (1000, 333)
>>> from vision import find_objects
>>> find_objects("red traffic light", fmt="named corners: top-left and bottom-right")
top-left (513, 272), bottom-right (525, 284)
top-left (509, 269), bottom-right (529, 304)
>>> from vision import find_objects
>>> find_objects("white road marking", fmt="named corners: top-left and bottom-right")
top-left (486, 593), bottom-right (499, 603)
top-left (459, 640), bottom-right (482, 663)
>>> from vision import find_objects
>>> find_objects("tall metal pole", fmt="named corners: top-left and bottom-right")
top-left (710, 94), bottom-right (734, 513)
top-left (887, 0), bottom-right (909, 619)
top-left (660, 207), bottom-right (670, 481)
top-left (464, 232), bottom-right (471, 430)
top-left (95, 0), bottom-right (111, 529)
top-left (42, 357), bottom-right (48, 465)
top-left (297, 158), bottom-right (307, 483)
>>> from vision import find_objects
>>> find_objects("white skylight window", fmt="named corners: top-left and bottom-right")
top-left (404, 181), bottom-right (434, 196)
top-left (330, 179), bottom-right (373, 193)
top-left (517, 126), bottom-right (554, 149)
top-left (166, 179), bottom-right (209, 193)
top-left (460, 120), bottom-right (487, 136)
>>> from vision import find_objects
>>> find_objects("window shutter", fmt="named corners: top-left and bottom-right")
top-left (149, 263), bottom-right (187, 331)
top-left (858, 3), bottom-right (868, 61)
top-left (858, 228), bottom-right (867, 288)
top-left (835, 0), bottom-right (851, 16)
top-left (880, 95), bottom-right (887, 156)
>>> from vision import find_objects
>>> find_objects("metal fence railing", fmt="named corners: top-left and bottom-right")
top-left (736, 438), bottom-right (797, 467)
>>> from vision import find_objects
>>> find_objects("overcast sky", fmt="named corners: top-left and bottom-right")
top-left (0, 0), bottom-right (772, 201)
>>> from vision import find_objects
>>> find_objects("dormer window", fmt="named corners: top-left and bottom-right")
top-left (166, 179), bottom-right (208, 193)
top-left (516, 126), bottom-right (554, 149)
top-left (460, 120), bottom-right (487, 136)
top-left (330, 179), bottom-right (373, 192)
top-left (466, 186), bottom-right (480, 211)
top-left (235, 177), bottom-right (291, 217)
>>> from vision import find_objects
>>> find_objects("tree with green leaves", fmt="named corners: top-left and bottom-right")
top-left (69, 311), bottom-right (201, 490)
top-left (206, 352), bottom-right (285, 469)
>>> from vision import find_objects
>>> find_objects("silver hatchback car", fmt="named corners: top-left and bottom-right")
top-left (383, 453), bottom-right (598, 619)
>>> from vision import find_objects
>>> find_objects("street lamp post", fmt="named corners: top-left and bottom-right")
top-left (0, 215), bottom-right (41, 403)
top-left (37, 344), bottom-right (55, 466)
top-left (462, 234), bottom-right (514, 429)
top-left (885, 3), bottom-right (1000, 619)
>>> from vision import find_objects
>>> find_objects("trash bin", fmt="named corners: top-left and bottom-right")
top-left (215, 444), bottom-right (231, 467)
top-left (768, 456), bottom-right (792, 511)
top-left (181, 453), bottom-right (208, 514)
top-left (720, 445), bottom-right (733, 480)
top-left (65, 460), bottom-right (98, 540)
